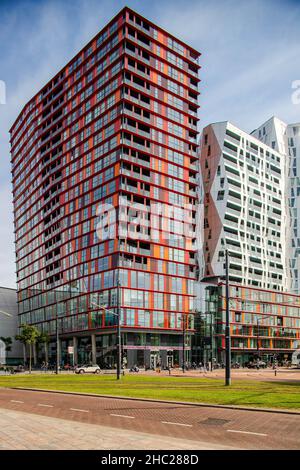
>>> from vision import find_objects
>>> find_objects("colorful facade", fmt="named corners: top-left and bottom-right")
top-left (10, 7), bottom-right (200, 368)
top-left (198, 282), bottom-right (300, 364)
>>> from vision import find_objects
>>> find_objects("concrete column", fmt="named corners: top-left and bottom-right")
top-left (23, 344), bottom-right (27, 366)
top-left (44, 343), bottom-right (49, 364)
top-left (179, 350), bottom-right (183, 368)
top-left (57, 339), bottom-right (62, 366)
top-left (160, 350), bottom-right (167, 369)
top-left (33, 343), bottom-right (37, 365)
top-left (144, 350), bottom-right (151, 370)
top-left (91, 334), bottom-right (96, 364)
top-left (73, 336), bottom-right (78, 366)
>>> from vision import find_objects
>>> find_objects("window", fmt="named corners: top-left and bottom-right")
top-left (235, 312), bottom-right (241, 322)
top-left (217, 190), bottom-right (224, 201)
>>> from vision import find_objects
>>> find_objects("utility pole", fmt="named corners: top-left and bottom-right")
top-left (225, 249), bottom-right (231, 386)
top-left (116, 275), bottom-right (122, 380)
top-left (55, 297), bottom-right (68, 375)
top-left (210, 313), bottom-right (213, 371)
top-left (55, 312), bottom-right (59, 375)
top-left (243, 326), bottom-right (245, 368)
top-left (182, 314), bottom-right (186, 373)
top-left (256, 317), bottom-right (260, 366)
top-left (91, 285), bottom-right (122, 381)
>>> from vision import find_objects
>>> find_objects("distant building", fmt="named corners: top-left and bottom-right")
top-left (199, 121), bottom-right (288, 291)
top-left (0, 287), bottom-right (22, 365)
top-left (251, 117), bottom-right (300, 293)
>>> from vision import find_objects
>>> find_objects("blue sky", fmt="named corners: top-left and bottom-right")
top-left (0, 0), bottom-right (299, 288)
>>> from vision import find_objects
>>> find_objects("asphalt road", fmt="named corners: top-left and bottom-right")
top-left (0, 388), bottom-right (299, 450)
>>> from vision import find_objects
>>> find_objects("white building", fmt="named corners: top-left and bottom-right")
top-left (0, 287), bottom-right (22, 364)
top-left (198, 121), bottom-right (289, 291)
top-left (252, 117), bottom-right (300, 293)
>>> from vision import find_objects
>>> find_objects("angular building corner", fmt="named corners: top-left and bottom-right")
top-left (196, 119), bottom-right (300, 365)
top-left (9, 7), bottom-right (201, 369)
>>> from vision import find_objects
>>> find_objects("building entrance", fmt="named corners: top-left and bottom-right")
top-left (150, 351), bottom-right (161, 369)
top-left (167, 352), bottom-right (174, 368)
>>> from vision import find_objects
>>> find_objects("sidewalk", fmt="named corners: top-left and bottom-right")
top-left (0, 407), bottom-right (237, 450)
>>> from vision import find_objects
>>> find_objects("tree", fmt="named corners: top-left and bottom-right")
top-left (15, 325), bottom-right (40, 373)
top-left (37, 332), bottom-right (50, 364)
top-left (0, 337), bottom-right (12, 352)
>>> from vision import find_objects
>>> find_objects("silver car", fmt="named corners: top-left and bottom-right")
top-left (75, 364), bottom-right (101, 374)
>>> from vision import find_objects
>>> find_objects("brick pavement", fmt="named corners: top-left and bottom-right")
top-left (0, 389), bottom-right (299, 449)
top-left (0, 407), bottom-right (236, 450)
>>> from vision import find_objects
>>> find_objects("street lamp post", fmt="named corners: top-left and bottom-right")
top-left (225, 249), bottom-right (231, 386)
top-left (116, 277), bottom-right (122, 380)
top-left (256, 317), bottom-right (260, 367)
top-left (210, 313), bottom-right (214, 371)
top-left (91, 274), bottom-right (122, 380)
top-left (55, 313), bottom-right (59, 375)
top-left (182, 314), bottom-right (186, 373)
top-left (204, 311), bottom-right (214, 371)
top-left (55, 298), bottom-right (67, 375)
top-left (243, 327), bottom-right (245, 368)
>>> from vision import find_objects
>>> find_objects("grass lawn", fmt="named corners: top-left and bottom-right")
top-left (0, 374), bottom-right (299, 410)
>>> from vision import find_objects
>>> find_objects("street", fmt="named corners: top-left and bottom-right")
top-left (0, 388), bottom-right (299, 449)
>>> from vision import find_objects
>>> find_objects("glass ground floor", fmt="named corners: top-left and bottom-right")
top-left (229, 349), bottom-right (293, 365)
top-left (31, 330), bottom-right (296, 369)
top-left (191, 345), bottom-right (293, 366)
top-left (43, 330), bottom-right (192, 369)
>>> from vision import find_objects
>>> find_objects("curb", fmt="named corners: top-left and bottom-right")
top-left (7, 387), bottom-right (300, 416)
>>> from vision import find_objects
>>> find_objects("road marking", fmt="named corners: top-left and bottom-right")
top-left (70, 408), bottom-right (89, 413)
top-left (110, 414), bottom-right (135, 419)
top-left (227, 429), bottom-right (267, 437)
top-left (162, 421), bottom-right (193, 428)
top-left (10, 400), bottom-right (24, 404)
top-left (37, 404), bottom-right (54, 408)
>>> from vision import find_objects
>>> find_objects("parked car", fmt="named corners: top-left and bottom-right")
top-left (246, 360), bottom-right (267, 369)
top-left (74, 364), bottom-right (101, 374)
top-left (292, 349), bottom-right (300, 368)
top-left (256, 360), bottom-right (267, 368)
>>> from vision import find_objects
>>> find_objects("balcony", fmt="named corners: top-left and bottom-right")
top-left (123, 108), bottom-right (151, 123)
top-left (122, 122), bottom-right (151, 140)
top-left (124, 78), bottom-right (150, 97)
top-left (121, 153), bottom-right (151, 168)
top-left (123, 91), bottom-right (151, 110)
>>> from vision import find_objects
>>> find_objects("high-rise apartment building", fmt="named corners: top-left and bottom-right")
top-left (10, 7), bottom-right (200, 368)
top-left (198, 121), bottom-right (288, 292)
top-left (252, 117), bottom-right (300, 293)
top-left (196, 120), bottom-right (300, 365)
